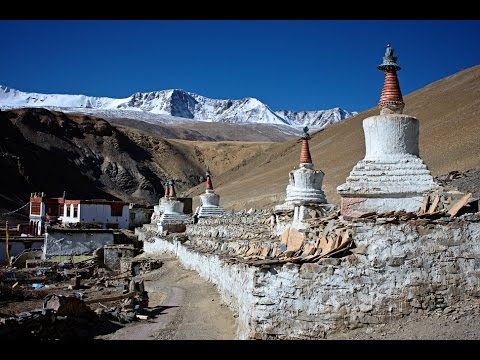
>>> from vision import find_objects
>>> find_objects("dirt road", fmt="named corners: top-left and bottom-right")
top-left (96, 254), bottom-right (237, 340)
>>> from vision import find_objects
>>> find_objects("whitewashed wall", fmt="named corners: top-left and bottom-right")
top-left (62, 204), bottom-right (129, 229)
top-left (43, 229), bottom-right (114, 258)
top-left (144, 217), bottom-right (480, 339)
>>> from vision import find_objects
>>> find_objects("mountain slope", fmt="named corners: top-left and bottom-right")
top-left (184, 65), bottom-right (480, 209)
top-left (0, 86), bottom-right (355, 129)
top-left (107, 117), bottom-right (302, 142)
top-left (0, 108), bottom-right (275, 210)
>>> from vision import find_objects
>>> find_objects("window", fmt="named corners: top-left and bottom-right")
top-left (66, 205), bottom-right (71, 217)
top-left (110, 203), bottom-right (123, 217)
top-left (73, 205), bottom-right (78, 218)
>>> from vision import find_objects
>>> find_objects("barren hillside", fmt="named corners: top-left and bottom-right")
top-left (0, 109), bottom-right (273, 212)
top-left (109, 117), bottom-right (300, 142)
top-left (184, 65), bottom-right (480, 210)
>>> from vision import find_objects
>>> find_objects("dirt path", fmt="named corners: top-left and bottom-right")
top-left (96, 254), bottom-right (237, 340)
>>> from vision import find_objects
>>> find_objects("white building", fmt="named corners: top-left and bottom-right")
top-left (61, 200), bottom-right (130, 229)
top-left (29, 193), bottom-right (64, 235)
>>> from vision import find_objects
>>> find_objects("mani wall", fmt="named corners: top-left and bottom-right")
top-left (141, 211), bottom-right (480, 339)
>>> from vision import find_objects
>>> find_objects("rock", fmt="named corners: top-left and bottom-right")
top-left (387, 256), bottom-right (405, 267)
top-left (94, 308), bottom-right (105, 316)
top-left (43, 294), bottom-right (95, 318)
top-left (410, 299), bottom-right (422, 308)
top-left (359, 304), bottom-right (373, 313)
top-left (286, 229), bottom-right (305, 252)
top-left (351, 245), bottom-right (368, 255)
top-left (443, 306), bottom-right (455, 314)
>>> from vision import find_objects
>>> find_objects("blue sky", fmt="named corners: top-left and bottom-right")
top-left (0, 20), bottom-right (478, 113)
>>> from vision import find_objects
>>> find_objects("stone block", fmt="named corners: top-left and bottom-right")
top-left (410, 298), bottom-right (422, 308)
top-left (286, 228), bottom-right (305, 253)
top-left (387, 256), bottom-right (406, 267)
top-left (318, 258), bottom-right (341, 266)
top-left (299, 263), bottom-right (322, 274)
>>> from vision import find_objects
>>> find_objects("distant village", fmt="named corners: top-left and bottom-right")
top-left (0, 187), bottom-right (192, 267)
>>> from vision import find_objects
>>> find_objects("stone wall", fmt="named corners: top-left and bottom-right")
top-left (43, 229), bottom-right (114, 258)
top-left (186, 211), bottom-right (272, 239)
top-left (1, 239), bottom-right (44, 264)
top-left (129, 207), bottom-right (154, 230)
top-left (104, 244), bottom-right (135, 271)
top-left (143, 214), bottom-right (480, 339)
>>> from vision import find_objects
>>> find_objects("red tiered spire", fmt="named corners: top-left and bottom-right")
top-left (168, 180), bottom-right (176, 199)
top-left (169, 185), bottom-right (176, 199)
top-left (299, 127), bottom-right (312, 164)
top-left (163, 182), bottom-right (169, 198)
top-left (299, 138), bottom-right (312, 164)
top-left (378, 70), bottom-right (404, 109)
top-left (377, 44), bottom-right (404, 114)
top-left (206, 174), bottom-right (213, 190)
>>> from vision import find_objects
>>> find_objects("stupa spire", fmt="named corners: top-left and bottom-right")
top-left (206, 169), bottom-right (213, 190)
top-left (299, 126), bottom-right (312, 165)
top-left (162, 180), bottom-right (169, 198)
top-left (378, 44), bottom-right (404, 114)
top-left (168, 179), bottom-right (177, 199)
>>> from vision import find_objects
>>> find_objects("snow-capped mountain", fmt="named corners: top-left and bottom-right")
top-left (0, 85), bottom-right (356, 128)
top-left (275, 108), bottom-right (358, 128)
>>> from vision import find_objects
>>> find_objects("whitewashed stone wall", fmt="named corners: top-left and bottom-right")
top-left (186, 213), bottom-right (271, 239)
top-left (144, 214), bottom-right (480, 339)
top-left (44, 229), bottom-right (114, 258)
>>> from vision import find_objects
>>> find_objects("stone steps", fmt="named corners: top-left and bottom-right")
top-left (339, 156), bottom-right (437, 196)
top-left (346, 176), bottom-right (435, 183)
top-left (159, 213), bottom-right (191, 224)
top-left (198, 206), bottom-right (226, 218)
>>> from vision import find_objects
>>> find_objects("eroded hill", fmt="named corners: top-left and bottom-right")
top-left (0, 108), bottom-right (274, 211)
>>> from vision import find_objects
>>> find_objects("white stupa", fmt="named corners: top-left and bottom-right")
top-left (337, 44), bottom-right (438, 216)
top-left (151, 181), bottom-right (168, 223)
top-left (196, 170), bottom-right (225, 218)
top-left (157, 179), bottom-right (190, 230)
top-left (275, 128), bottom-right (330, 225)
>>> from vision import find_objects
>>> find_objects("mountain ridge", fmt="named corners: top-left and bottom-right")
top-left (0, 85), bottom-right (356, 129)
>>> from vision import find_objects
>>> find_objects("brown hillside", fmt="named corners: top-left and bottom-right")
top-left (184, 65), bottom-right (480, 210)
top-left (0, 109), bottom-right (273, 212)
top-left (109, 117), bottom-right (298, 142)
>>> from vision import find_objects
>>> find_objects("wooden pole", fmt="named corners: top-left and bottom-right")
top-left (5, 221), bottom-right (10, 266)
